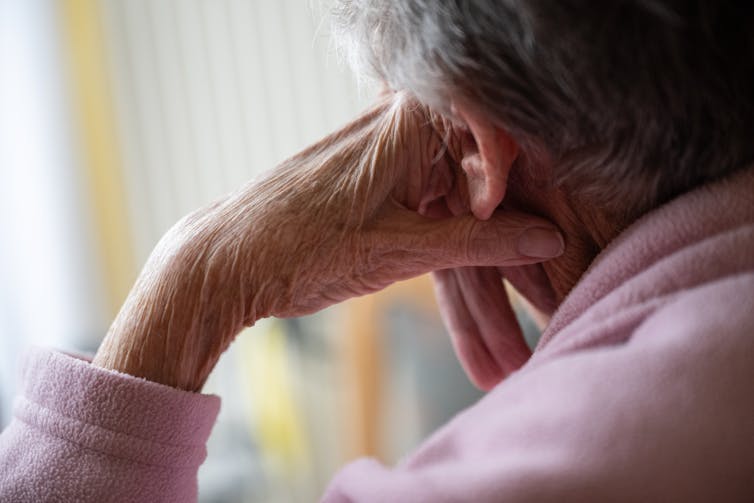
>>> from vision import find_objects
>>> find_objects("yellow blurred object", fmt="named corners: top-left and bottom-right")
top-left (240, 321), bottom-right (310, 473)
top-left (59, 0), bottom-right (135, 317)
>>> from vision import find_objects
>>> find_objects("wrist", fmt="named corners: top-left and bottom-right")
top-left (93, 230), bottom-right (253, 391)
top-left (93, 287), bottom-right (210, 391)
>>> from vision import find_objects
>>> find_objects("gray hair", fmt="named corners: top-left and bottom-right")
top-left (332, 0), bottom-right (754, 219)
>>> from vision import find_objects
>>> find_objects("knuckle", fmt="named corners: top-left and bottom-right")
top-left (460, 219), bottom-right (483, 264)
top-left (461, 218), bottom-right (515, 266)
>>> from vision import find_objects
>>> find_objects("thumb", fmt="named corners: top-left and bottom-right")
top-left (385, 206), bottom-right (565, 270)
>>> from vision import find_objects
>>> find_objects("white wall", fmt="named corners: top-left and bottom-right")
top-left (99, 0), bottom-right (375, 264)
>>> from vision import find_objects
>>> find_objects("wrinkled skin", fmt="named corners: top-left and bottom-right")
top-left (94, 93), bottom-right (562, 391)
top-left (433, 250), bottom-right (558, 391)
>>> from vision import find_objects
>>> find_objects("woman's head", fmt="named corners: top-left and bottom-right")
top-left (334, 0), bottom-right (754, 220)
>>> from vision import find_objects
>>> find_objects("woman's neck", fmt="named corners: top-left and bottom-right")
top-left (504, 165), bottom-right (627, 303)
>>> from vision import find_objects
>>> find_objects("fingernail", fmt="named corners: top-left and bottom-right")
top-left (517, 227), bottom-right (564, 258)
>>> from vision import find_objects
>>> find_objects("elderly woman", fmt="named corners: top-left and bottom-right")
top-left (2, 0), bottom-right (753, 501)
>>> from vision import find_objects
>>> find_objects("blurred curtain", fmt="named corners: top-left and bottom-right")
top-left (0, 0), bottom-right (108, 425)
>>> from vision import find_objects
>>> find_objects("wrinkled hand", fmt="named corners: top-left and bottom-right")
top-left (429, 123), bottom-right (560, 390)
top-left (94, 93), bottom-right (563, 391)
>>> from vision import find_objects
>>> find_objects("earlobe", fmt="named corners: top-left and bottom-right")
top-left (453, 102), bottom-right (519, 220)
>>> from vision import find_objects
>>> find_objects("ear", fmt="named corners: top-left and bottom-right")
top-left (453, 102), bottom-right (519, 220)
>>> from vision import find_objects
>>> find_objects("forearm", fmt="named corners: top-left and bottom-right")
top-left (91, 93), bottom-right (560, 392)
top-left (88, 102), bottom-right (391, 390)
top-left (93, 207), bottom-right (260, 391)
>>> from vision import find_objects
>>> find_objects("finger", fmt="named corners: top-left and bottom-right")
top-left (432, 268), bottom-right (505, 390)
top-left (432, 267), bottom-right (531, 390)
top-left (455, 267), bottom-right (532, 374)
top-left (498, 264), bottom-right (558, 315)
top-left (376, 204), bottom-right (565, 271)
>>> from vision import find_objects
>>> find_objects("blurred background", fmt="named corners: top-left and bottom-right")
top-left (0, 1), bottom-right (538, 501)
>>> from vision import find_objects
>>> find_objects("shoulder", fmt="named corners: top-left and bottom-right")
top-left (632, 270), bottom-right (754, 349)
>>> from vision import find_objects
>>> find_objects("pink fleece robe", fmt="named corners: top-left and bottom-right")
top-left (2, 167), bottom-right (753, 502)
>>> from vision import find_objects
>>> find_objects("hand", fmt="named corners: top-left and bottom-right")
top-left (93, 92), bottom-right (563, 391)
top-left (428, 116), bottom-right (560, 391)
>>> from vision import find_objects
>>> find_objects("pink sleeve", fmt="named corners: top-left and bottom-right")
top-left (0, 347), bottom-right (220, 503)
top-left (323, 275), bottom-right (754, 502)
